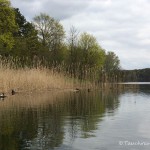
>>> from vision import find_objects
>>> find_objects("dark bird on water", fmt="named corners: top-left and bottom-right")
top-left (0, 93), bottom-right (7, 98)
top-left (75, 88), bottom-right (80, 92)
top-left (11, 89), bottom-right (16, 95)
top-left (88, 89), bottom-right (91, 92)
top-left (76, 88), bottom-right (80, 91)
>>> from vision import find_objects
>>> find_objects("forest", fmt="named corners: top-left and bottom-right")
top-left (117, 68), bottom-right (150, 82)
top-left (0, 0), bottom-right (120, 83)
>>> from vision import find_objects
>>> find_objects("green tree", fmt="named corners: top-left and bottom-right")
top-left (33, 13), bottom-right (65, 47)
top-left (66, 26), bottom-right (80, 77)
top-left (78, 32), bottom-right (105, 79)
top-left (13, 8), bottom-right (37, 38)
top-left (33, 13), bottom-right (65, 65)
top-left (12, 8), bottom-right (41, 63)
top-left (78, 33), bottom-right (105, 67)
top-left (0, 0), bottom-right (18, 55)
top-left (102, 51), bottom-right (120, 82)
top-left (104, 51), bottom-right (120, 72)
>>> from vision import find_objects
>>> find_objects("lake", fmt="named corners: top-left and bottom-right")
top-left (0, 83), bottom-right (150, 150)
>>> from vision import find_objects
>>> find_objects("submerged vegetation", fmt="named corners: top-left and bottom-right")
top-left (0, 0), bottom-right (121, 93)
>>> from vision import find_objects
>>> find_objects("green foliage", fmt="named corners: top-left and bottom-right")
top-left (0, 32), bottom-right (14, 49)
top-left (104, 51), bottom-right (120, 72)
top-left (14, 8), bottom-right (37, 37)
top-left (78, 32), bottom-right (105, 68)
top-left (33, 13), bottom-right (65, 48)
top-left (0, 3), bottom-right (121, 82)
top-left (65, 31), bottom-right (106, 80)
top-left (0, 0), bottom-right (17, 51)
top-left (12, 8), bottom-right (41, 62)
top-left (33, 13), bottom-right (65, 65)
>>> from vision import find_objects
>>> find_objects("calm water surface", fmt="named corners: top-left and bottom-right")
top-left (0, 83), bottom-right (150, 150)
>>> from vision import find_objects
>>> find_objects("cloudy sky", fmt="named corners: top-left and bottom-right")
top-left (10, 0), bottom-right (150, 70)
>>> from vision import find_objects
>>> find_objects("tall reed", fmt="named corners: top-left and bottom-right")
top-left (0, 57), bottom-right (78, 93)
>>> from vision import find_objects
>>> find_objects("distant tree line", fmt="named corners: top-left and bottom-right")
top-left (0, 0), bottom-right (120, 82)
top-left (116, 68), bottom-right (150, 82)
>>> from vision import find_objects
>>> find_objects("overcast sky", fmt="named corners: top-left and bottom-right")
top-left (11, 0), bottom-right (150, 70)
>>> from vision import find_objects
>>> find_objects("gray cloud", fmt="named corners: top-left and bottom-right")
top-left (11, 0), bottom-right (90, 20)
top-left (11, 0), bottom-right (150, 69)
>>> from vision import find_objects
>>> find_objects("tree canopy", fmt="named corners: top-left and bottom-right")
top-left (0, 0), bottom-right (121, 82)
top-left (104, 51), bottom-right (120, 72)
top-left (78, 32), bottom-right (105, 68)
top-left (0, 0), bottom-right (17, 53)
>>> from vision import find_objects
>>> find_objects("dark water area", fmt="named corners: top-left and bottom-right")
top-left (0, 83), bottom-right (150, 150)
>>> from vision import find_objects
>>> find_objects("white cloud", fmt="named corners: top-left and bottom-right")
top-left (10, 0), bottom-right (150, 69)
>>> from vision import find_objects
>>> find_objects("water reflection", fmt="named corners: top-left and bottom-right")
top-left (0, 84), bottom-right (149, 150)
top-left (0, 90), bottom-right (119, 150)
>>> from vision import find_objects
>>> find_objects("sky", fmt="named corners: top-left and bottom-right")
top-left (10, 0), bottom-right (150, 70)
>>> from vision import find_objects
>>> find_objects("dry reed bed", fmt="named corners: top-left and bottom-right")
top-left (0, 66), bottom-right (76, 93)
top-left (0, 58), bottom-right (96, 94)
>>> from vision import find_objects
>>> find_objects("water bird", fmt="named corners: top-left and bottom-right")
top-left (88, 89), bottom-right (91, 92)
top-left (75, 88), bottom-right (80, 92)
top-left (11, 89), bottom-right (16, 95)
top-left (0, 93), bottom-right (7, 98)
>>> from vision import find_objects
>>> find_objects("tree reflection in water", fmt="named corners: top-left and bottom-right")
top-left (0, 89), bottom-right (120, 150)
